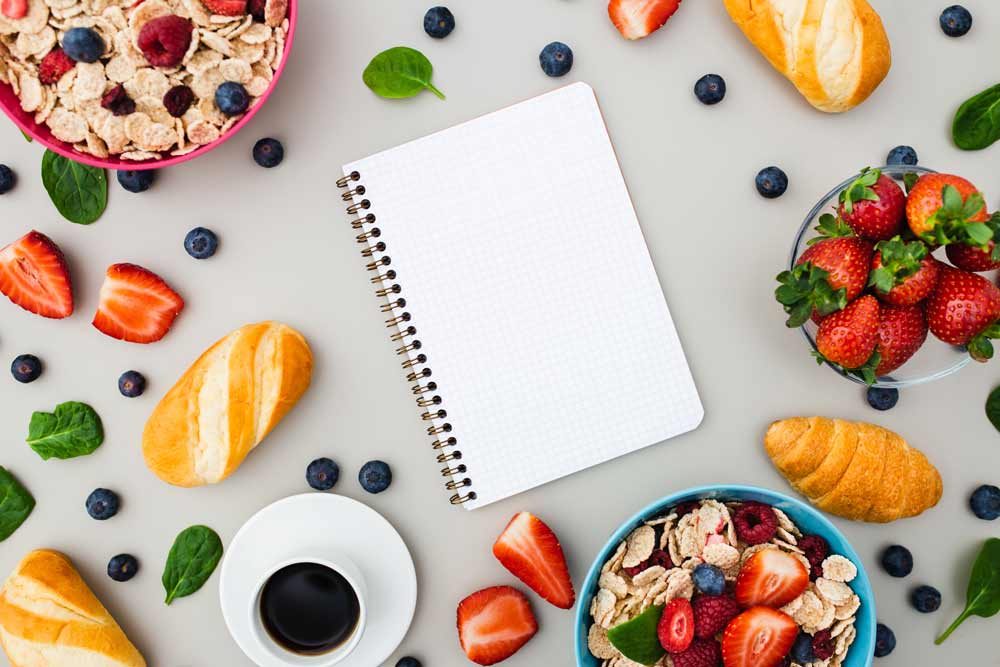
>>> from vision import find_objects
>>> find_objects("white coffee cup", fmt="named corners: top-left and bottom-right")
top-left (248, 554), bottom-right (367, 667)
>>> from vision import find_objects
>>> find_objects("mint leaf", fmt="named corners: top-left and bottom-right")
top-left (162, 525), bottom-right (224, 605)
top-left (0, 467), bottom-right (34, 541)
top-left (606, 604), bottom-right (665, 665)
top-left (26, 401), bottom-right (104, 460)
top-left (953, 83), bottom-right (1000, 151)
top-left (937, 538), bottom-right (1000, 643)
top-left (363, 47), bottom-right (445, 100)
top-left (41, 150), bottom-right (107, 225)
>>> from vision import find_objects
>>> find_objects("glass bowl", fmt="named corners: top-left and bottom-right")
top-left (789, 165), bottom-right (971, 389)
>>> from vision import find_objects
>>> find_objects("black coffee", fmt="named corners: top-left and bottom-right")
top-left (259, 562), bottom-right (361, 655)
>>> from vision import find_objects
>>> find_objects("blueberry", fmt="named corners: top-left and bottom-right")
top-left (184, 227), bottom-right (219, 259)
top-left (539, 41), bottom-right (573, 78)
top-left (970, 484), bottom-right (1000, 520)
top-left (755, 166), bottom-right (788, 199)
top-left (215, 81), bottom-right (250, 116)
top-left (396, 658), bottom-right (422, 667)
top-left (911, 585), bottom-right (941, 613)
top-left (791, 633), bottom-right (815, 664)
top-left (306, 457), bottom-right (340, 491)
top-left (253, 137), bottom-right (284, 168)
top-left (874, 623), bottom-right (896, 658)
top-left (359, 460), bottom-right (392, 494)
top-left (692, 563), bottom-right (725, 596)
top-left (880, 544), bottom-right (913, 578)
top-left (117, 169), bottom-right (155, 193)
top-left (11, 354), bottom-right (42, 383)
top-left (86, 488), bottom-right (119, 521)
top-left (694, 74), bottom-right (726, 105)
top-left (423, 6), bottom-right (455, 39)
top-left (62, 27), bottom-right (105, 63)
top-left (866, 387), bottom-right (898, 411)
top-left (118, 370), bottom-right (146, 398)
top-left (0, 164), bottom-right (15, 194)
top-left (940, 5), bottom-right (972, 37)
top-left (886, 145), bottom-right (918, 166)
top-left (107, 554), bottom-right (139, 582)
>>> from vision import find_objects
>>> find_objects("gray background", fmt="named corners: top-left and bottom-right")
top-left (1, 0), bottom-right (999, 665)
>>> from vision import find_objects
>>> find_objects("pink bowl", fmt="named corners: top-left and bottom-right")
top-left (0, 0), bottom-right (296, 171)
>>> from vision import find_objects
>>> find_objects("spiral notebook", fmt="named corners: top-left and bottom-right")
top-left (339, 83), bottom-right (703, 509)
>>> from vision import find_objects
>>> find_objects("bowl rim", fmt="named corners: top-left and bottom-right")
top-left (789, 164), bottom-right (972, 389)
top-left (573, 484), bottom-right (876, 667)
top-left (0, 0), bottom-right (297, 171)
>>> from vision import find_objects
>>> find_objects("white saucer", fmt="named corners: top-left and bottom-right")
top-left (220, 494), bottom-right (417, 667)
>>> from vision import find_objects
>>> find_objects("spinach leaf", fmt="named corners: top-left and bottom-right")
top-left (41, 149), bottom-right (107, 224)
top-left (0, 467), bottom-right (34, 541)
top-left (986, 386), bottom-right (1000, 433)
top-left (953, 83), bottom-right (1000, 151)
top-left (26, 401), bottom-right (104, 460)
top-left (606, 604), bottom-right (665, 665)
top-left (162, 525), bottom-right (224, 605)
top-left (937, 538), bottom-right (1000, 643)
top-left (363, 47), bottom-right (445, 100)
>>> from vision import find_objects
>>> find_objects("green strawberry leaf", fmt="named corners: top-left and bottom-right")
top-left (775, 263), bottom-right (848, 328)
top-left (920, 185), bottom-right (993, 248)
top-left (903, 172), bottom-right (919, 194)
top-left (606, 604), bottom-right (665, 665)
top-left (810, 213), bottom-right (854, 243)
top-left (839, 167), bottom-right (881, 215)
top-left (869, 237), bottom-right (927, 293)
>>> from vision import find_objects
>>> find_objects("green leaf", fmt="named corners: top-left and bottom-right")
top-left (26, 402), bottom-right (103, 460)
top-left (20, 129), bottom-right (32, 143)
top-left (937, 539), bottom-right (1000, 643)
top-left (953, 83), bottom-right (1000, 151)
top-left (903, 172), bottom-right (919, 194)
top-left (606, 604), bottom-right (665, 665)
top-left (774, 262), bottom-right (847, 327)
top-left (985, 386), bottom-right (1000, 434)
top-left (41, 150), bottom-right (107, 225)
top-left (162, 525), bottom-right (224, 605)
top-left (0, 467), bottom-right (34, 542)
top-left (839, 168), bottom-right (881, 214)
top-left (967, 223), bottom-right (993, 246)
top-left (812, 213), bottom-right (854, 241)
top-left (362, 47), bottom-right (445, 101)
top-left (942, 184), bottom-right (964, 213)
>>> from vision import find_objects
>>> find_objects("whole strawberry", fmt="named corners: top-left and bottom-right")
top-left (869, 238), bottom-right (940, 306)
top-left (815, 295), bottom-right (880, 378)
top-left (907, 173), bottom-right (989, 245)
top-left (838, 168), bottom-right (905, 240)
top-left (925, 265), bottom-right (1000, 361)
top-left (946, 242), bottom-right (1000, 272)
top-left (875, 304), bottom-right (928, 376)
top-left (776, 237), bottom-right (873, 327)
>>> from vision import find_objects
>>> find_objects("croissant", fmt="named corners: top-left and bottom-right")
top-left (765, 417), bottom-right (942, 522)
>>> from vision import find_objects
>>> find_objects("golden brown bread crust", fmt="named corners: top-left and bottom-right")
top-left (765, 417), bottom-right (942, 522)
top-left (723, 0), bottom-right (891, 112)
top-left (0, 550), bottom-right (146, 667)
top-left (142, 321), bottom-right (313, 487)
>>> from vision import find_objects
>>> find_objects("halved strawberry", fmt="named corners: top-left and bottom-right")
top-left (657, 598), bottom-right (694, 653)
top-left (201, 0), bottom-right (247, 16)
top-left (722, 607), bottom-right (798, 667)
top-left (609, 0), bottom-right (683, 40)
top-left (92, 263), bottom-right (183, 343)
top-left (493, 512), bottom-right (575, 609)
top-left (0, 231), bottom-right (73, 319)
top-left (457, 586), bottom-right (538, 666)
top-left (1, 0), bottom-right (27, 19)
top-left (735, 549), bottom-right (809, 609)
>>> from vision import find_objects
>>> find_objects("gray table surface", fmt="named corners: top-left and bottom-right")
top-left (2, 0), bottom-right (999, 665)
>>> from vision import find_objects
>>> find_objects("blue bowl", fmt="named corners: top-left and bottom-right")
top-left (574, 485), bottom-right (875, 667)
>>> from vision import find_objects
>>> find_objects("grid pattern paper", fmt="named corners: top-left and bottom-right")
top-left (343, 83), bottom-right (703, 509)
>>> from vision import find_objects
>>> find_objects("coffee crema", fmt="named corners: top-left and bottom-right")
top-left (259, 562), bottom-right (361, 656)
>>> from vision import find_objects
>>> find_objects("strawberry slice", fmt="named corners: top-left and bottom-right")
top-left (492, 512), bottom-right (575, 609)
top-left (608, 0), bottom-right (683, 40)
top-left (1, 0), bottom-right (28, 19)
top-left (0, 231), bottom-right (73, 319)
top-left (735, 549), bottom-right (809, 609)
top-left (92, 263), bottom-right (183, 343)
top-left (201, 0), bottom-right (247, 16)
top-left (457, 586), bottom-right (538, 666)
top-left (657, 598), bottom-right (694, 653)
top-left (722, 607), bottom-right (798, 667)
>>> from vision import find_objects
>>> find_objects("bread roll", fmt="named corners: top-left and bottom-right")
top-left (143, 321), bottom-right (313, 487)
top-left (723, 0), bottom-right (892, 112)
top-left (765, 417), bottom-right (942, 522)
top-left (0, 550), bottom-right (146, 667)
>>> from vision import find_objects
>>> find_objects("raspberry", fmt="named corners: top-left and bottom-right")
top-left (733, 502), bottom-right (778, 545)
top-left (100, 85), bottom-right (136, 116)
top-left (623, 561), bottom-right (649, 578)
top-left (675, 501), bottom-right (700, 518)
top-left (798, 534), bottom-right (830, 579)
top-left (163, 85), bottom-right (194, 117)
top-left (812, 629), bottom-right (834, 660)
top-left (692, 595), bottom-right (741, 639)
top-left (670, 638), bottom-right (721, 667)
top-left (248, 0), bottom-right (265, 21)
top-left (137, 15), bottom-right (193, 68)
top-left (39, 48), bottom-right (75, 85)
top-left (649, 549), bottom-right (674, 569)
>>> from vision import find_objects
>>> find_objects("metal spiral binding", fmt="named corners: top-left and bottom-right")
top-left (339, 171), bottom-right (477, 506)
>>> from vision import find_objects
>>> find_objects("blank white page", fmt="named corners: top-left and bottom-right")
top-left (343, 83), bottom-right (703, 509)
